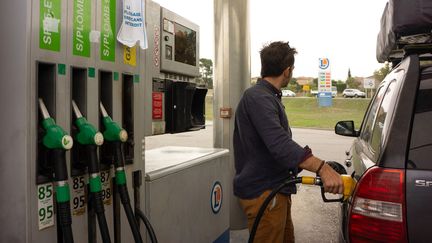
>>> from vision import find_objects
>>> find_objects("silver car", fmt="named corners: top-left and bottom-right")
top-left (342, 89), bottom-right (366, 98)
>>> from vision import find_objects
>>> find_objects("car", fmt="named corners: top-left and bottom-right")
top-left (334, 54), bottom-right (432, 242)
top-left (282, 89), bottom-right (296, 97)
top-left (342, 89), bottom-right (366, 98)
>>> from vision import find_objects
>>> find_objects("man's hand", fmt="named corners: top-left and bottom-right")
top-left (299, 156), bottom-right (344, 194)
top-left (318, 163), bottom-right (344, 194)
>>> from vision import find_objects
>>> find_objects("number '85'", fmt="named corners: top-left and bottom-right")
top-left (38, 184), bottom-right (53, 200)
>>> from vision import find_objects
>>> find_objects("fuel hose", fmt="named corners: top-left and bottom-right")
top-left (248, 162), bottom-right (355, 243)
top-left (135, 208), bottom-right (158, 243)
top-left (72, 101), bottom-right (111, 243)
top-left (248, 177), bottom-right (302, 243)
top-left (87, 145), bottom-right (111, 243)
top-left (100, 102), bottom-right (143, 243)
top-left (52, 149), bottom-right (74, 243)
top-left (112, 142), bottom-right (143, 243)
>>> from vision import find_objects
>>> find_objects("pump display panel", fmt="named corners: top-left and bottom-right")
top-left (160, 8), bottom-right (200, 77)
top-left (174, 22), bottom-right (196, 66)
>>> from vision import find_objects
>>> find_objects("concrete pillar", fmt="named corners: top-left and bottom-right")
top-left (214, 0), bottom-right (250, 230)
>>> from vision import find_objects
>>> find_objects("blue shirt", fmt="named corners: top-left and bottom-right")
top-left (233, 79), bottom-right (308, 199)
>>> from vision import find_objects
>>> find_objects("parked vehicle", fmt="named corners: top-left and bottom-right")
top-left (342, 89), bottom-right (365, 98)
top-left (334, 1), bottom-right (432, 241)
top-left (282, 89), bottom-right (296, 97)
top-left (335, 53), bottom-right (432, 243)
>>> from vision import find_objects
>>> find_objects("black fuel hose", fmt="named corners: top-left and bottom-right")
top-left (248, 177), bottom-right (302, 243)
top-left (52, 149), bottom-right (74, 243)
top-left (86, 145), bottom-right (112, 243)
top-left (136, 208), bottom-right (158, 243)
top-left (94, 193), bottom-right (111, 243)
top-left (112, 142), bottom-right (143, 243)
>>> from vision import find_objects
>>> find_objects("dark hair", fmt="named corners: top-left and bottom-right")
top-left (260, 41), bottom-right (297, 78)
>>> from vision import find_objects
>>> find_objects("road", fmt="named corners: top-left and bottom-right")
top-left (146, 122), bottom-right (355, 243)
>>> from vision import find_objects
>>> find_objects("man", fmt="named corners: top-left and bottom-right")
top-left (233, 41), bottom-right (344, 243)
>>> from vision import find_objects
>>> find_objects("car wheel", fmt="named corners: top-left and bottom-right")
top-left (354, 94), bottom-right (358, 98)
top-left (343, 94), bottom-right (346, 98)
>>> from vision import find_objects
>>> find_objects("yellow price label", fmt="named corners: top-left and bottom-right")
top-left (123, 45), bottom-right (136, 67)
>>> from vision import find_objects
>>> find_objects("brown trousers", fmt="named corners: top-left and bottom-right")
top-left (239, 190), bottom-right (295, 243)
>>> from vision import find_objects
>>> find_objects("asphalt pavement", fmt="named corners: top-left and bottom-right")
top-left (146, 122), bottom-right (355, 243)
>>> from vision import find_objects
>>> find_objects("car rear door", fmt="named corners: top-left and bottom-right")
top-left (406, 65), bottom-right (432, 242)
top-left (340, 79), bottom-right (390, 241)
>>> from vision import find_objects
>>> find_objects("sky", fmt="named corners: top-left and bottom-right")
top-left (153, 0), bottom-right (389, 81)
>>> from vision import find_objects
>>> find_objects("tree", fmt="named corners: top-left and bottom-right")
top-left (346, 68), bottom-right (359, 88)
top-left (373, 62), bottom-right (391, 83)
top-left (331, 80), bottom-right (337, 87)
top-left (287, 78), bottom-right (302, 92)
top-left (310, 78), bottom-right (318, 90)
top-left (336, 80), bottom-right (347, 93)
top-left (346, 77), bottom-right (360, 89)
top-left (199, 58), bottom-right (213, 88)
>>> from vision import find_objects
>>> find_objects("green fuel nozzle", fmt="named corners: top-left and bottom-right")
top-left (99, 102), bottom-right (128, 142)
top-left (72, 100), bottom-right (104, 146)
top-left (72, 101), bottom-right (111, 243)
top-left (39, 99), bottom-right (74, 243)
top-left (99, 103), bottom-right (142, 243)
top-left (39, 99), bottom-right (73, 150)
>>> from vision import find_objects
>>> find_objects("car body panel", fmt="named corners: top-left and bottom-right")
top-left (406, 66), bottom-right (432, 242)
top-left (406, 170), bottom-right (432, 242)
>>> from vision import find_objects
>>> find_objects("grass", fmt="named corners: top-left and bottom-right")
top-left (282, 97), bottom-right (369, 129)
top-left (205, 96), bottom-right (214, 121)
top-left (205, 96), bottom-right (370, 130)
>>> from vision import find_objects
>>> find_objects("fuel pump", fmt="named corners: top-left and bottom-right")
top-left (99, 102), bottom-right (143, 243)
top-left (248, 162), bottom-right (356, 243)
top-left (71, 101), bottom-right (111, 243)
top-left (38, 99), bottom-right (74, 243)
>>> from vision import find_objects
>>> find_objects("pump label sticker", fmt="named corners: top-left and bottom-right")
top-left (71, 175), bottom-right (87, 216)
top-left (152, 92), bottom-right (163, 119)
top-left (101, 0), bottom-right (116, 62)
top-left (37, 183), bottom-right (55, 230)
top-left (124, 45), bottom-right (137, 66)
top-left (40, 0), bottom-right (61, 52)
top-left (100, 170), bottom-right (112, 205)
top-left (210, 181), bottom-right (223, 214)
top-left (73, 0), bottom-right (91, 57)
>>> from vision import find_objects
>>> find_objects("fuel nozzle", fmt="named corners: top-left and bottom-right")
top-left (99, 102), bottom-right (143, 243)
top-left (72, 101), bottom-right (104, 146)
top-left (39, 98), bottom-right (74, 243)
top-left (99, 102), bottom-right (128, 143)
top-left (72, 101), bottom-right (111, 243)
top-left (39, 98), bottom-right (73, 150)
top-left (301, 161), bottom-right (356, 202)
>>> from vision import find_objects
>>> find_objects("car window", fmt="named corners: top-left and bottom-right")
top-left (360, 86), bottom-right (386, 145)
top-left (369, 81), bottom-right (396, 159)
top-left (409, 68), bottom-right (432, 170)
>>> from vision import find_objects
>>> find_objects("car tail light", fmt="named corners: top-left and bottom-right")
top-left (349, 167), bottom-right (407, 243)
